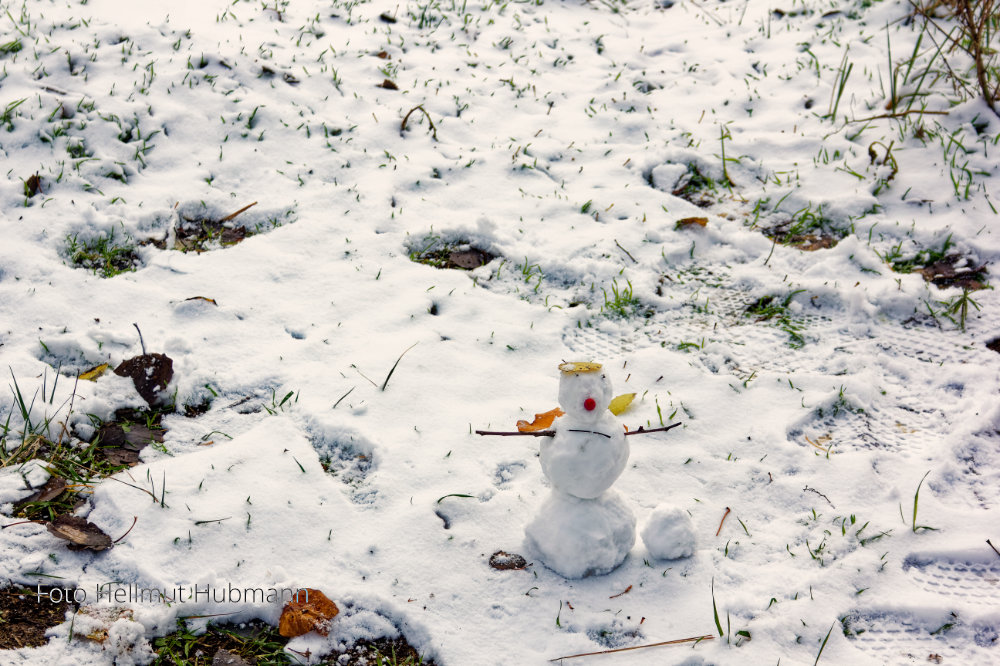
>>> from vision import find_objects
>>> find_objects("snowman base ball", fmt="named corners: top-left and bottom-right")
top-left (525, 490), bottom-right (636, 579)
top-left (641, 504), bottom-right (696, 560)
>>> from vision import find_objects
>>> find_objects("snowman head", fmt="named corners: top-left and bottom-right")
top-left (557, 362), bottom-right (613, 423)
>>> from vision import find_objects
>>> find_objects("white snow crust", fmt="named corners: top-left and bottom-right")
top-left (641, 504), bottom-right (697, 561)
top-left (1, 0), bottom-right (999, 663)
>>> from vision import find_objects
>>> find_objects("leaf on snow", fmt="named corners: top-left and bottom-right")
top-left (13, 475), bottom-right (68, 513)
top-left (114, 353), bottom-right (173, 406)
top-left (46, 515), bottom-right (113, 551)
top-left (78, 363), bottom-right (110, 381)
top-left (516, 407), bottom-right (564, 432)
top-left (95, 420), bottom-right (164, 467)
top-left (278, 588), bottom-right (340, 638)
top-left (608, 393), bottom-right (636, 416)
top-left (675, 217), bottom-right (708, 229)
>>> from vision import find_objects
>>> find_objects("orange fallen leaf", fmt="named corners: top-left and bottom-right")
top-left (516, 407), bottom-right (564, 432)
top-left (675, 217), bottom-right (708, 229)
top-left (278, 589), bottom-right (339, 638)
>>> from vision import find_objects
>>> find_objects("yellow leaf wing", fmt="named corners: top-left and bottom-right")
top-left (608, 393), bottom-right (636, 416)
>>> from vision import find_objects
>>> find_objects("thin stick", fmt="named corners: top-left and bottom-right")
top-left (2, 520), bottom-right (45, 529)
top-left (716, 507), bottom-right (731, 536)
top-left (614, 239), bottom-right (637, 264)
top-left (218, 201), bottom-right (258, 224)
top-left (549, 634), bottom-right (714, 662)
top-left (132, 323), bottom-right (146, 356)
top-left (475, 422), bottom-right (682, 438)
top-left (609, 584), bottom-right (632, 599)
top-left (625, 423), bottom-right (682, 436)
top-left (847, 109), bottom-right (948, 123)
top-left (988, 539), bottom-right (1000, 560)
top-left (400, 105), bottom-right (437, 140)
top-left (113, 516), bottom-right (138, 543)
top-left (476, 429), bottom-right (555, 437)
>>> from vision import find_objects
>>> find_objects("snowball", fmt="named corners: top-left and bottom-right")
top-left (641, 505), bottom-right (696, 560)
top-left (558, 368), bottom-right (613, 423)
top-left (540, 414), bottom-right (629, 499)
top-left (525, 490), bottom-right (635, 578)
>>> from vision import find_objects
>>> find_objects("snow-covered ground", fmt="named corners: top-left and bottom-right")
top-left (1, 0), bottom-right (999, 663)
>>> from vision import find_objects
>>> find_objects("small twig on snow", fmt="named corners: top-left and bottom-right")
top-left (549, 634), bottom-right (715, 662)
top-left (400, 105), bottom-right (437, 140)
top-left (113, 516), bottom-right (138, 543)
top-left (218, 201), bottom-right (258, 224)
top-left (716, 507), bottom-right (731, 536)
top-left (614, 239), bottom-right (637, 264)
top-left (987, 539), bottom-right (1000, 560)
top-left (132, 323), bottom-right (146, 356)
top-left (803, 485), bottom-right (836, 508)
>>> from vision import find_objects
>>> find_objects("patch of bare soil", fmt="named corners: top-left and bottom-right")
top-left (0, 585), bottom-right (72, 650)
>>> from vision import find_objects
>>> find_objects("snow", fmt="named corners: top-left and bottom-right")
top-left (525, 489), bottom-right (636, 579)
top-left (0, 0), bottom-right (999, 663)
top-left (641, 505), bottom-right (697, 561)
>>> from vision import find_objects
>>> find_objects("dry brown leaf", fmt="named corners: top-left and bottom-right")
top-left (46, 515), bottom-right (113, 551)
top-left (516, 407), bottom-right (565, 432)
top-left (13, 476), bottom-right (68, 514)
top-left (184, 296), bottom-right (218, 305)
top-left (114, 353), bottom-right (173, 406)
top-left (278, 589), bottom-right (339, 638)
top-left (675, 217), bottom-right (708, 229)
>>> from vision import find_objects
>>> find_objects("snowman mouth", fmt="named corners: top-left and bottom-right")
top-left (567, 429), bottom-right (612, 439)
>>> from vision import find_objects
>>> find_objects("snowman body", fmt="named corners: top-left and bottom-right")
top-left (540, 408), bottom-right (628, 499)
top-left (526, 363), bottom-right (636, 578)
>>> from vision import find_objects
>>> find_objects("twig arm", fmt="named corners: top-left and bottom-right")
top-left (476, 430), bottom-right (555, 437)
top-left (625, 422), bottom-right (682, 436)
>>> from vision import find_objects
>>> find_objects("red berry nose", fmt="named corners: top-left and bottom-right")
top-left (583, 398), bottom-right (597, 411)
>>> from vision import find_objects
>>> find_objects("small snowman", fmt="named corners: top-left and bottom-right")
top-left (518, 362), bottom-right (695, 578)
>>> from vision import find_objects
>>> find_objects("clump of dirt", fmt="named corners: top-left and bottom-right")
top-left (765, 230), bottom-right (840, 251)
top-left (886, 236), bottom-right (989, 290)
top-left (489, 550), bottom-right (528, 570)
top-left (760, 204), bottom-right (846, 251)
top-left (670, 163), bottom-right (719, 208)
top-left (321, 636), bottom-right (435, 665)
top-left (143, 202), bottom-right (289, 254)
top-left (409, 235), bottom-right (496, 270)
top-left (92, 407), bottom-right (167, 467)
top-left (172, 202), bottom-right (259, 253)
top-left (153, 619), bottom-right (434, 666)
top-left (910, 255), bottom-right (989, 290)
top-left (0, 585), bottom-right (74, 649)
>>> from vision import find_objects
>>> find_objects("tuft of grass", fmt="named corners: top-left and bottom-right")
top-left (66, 225), bottom-right (140, 278)
top-left (744, 291), bottom-right (806, 347)
top-left (153, 619), bottom-right (289, 665)
top-left (601, 278), bottom-right (645, 318)
top-left (671, 163), bottom-right (718, 207)
top-left (814, 621), bottom-right (835, 665)
top-left (711, 577), bottom-right (724, 638)
top-left (911, 470), bottom-right (937, 533)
